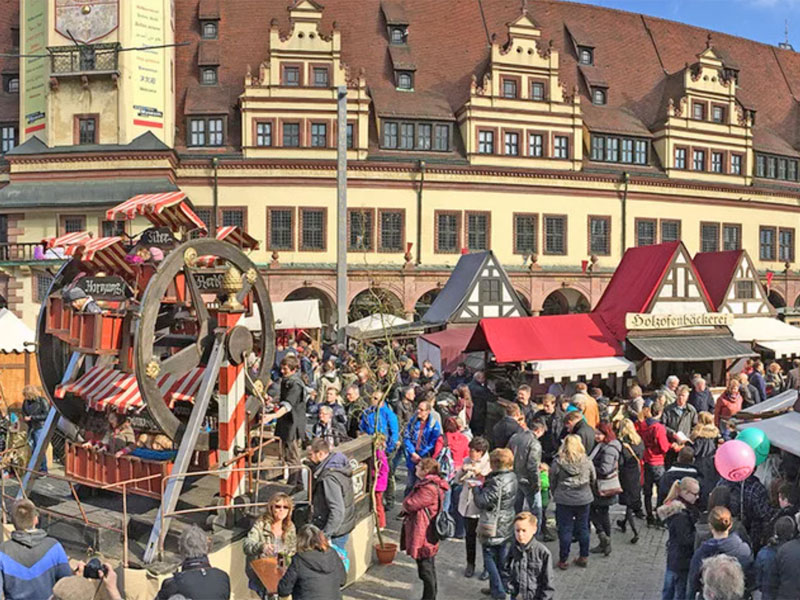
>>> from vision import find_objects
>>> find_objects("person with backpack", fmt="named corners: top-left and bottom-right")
top-left (474, 448), bottom-right (518, 600)
top-left (401, 457), bottom-right (449, 600)
top-left (308, 438), bottom-right (356, 549)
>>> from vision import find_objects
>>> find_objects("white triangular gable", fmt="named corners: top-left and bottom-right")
top-left (453, 252), bottom-right (527, 323)
top-left (719, 252), bottom-right (773, 317)
top-left (648, 245), bottom-right (713, 316)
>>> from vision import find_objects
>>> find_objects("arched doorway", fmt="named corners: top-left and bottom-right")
top-left (414, 289), bottom-right (441, 320)
top-left (541, 288), bottom-right (590, 316)
top-left (768, 290), bottom-right (786, 309)
top-left (794, 293), bottom-right (800, 308)
top-left (348, 288), bottom-right (404, 321)
top-left (285, 287), bottom-right (335, 330)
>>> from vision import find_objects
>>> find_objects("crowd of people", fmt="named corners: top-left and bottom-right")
top-left (6, 331), bottom-right (800, 600)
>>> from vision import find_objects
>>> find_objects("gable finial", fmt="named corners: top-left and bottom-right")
top-left (706, 32), bottom-right (713, 49)
top-left (521, 0), bottom-right (528, 14)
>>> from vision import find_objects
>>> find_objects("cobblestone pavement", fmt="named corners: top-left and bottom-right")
top-left (345, 502), bottom-right (668, 600)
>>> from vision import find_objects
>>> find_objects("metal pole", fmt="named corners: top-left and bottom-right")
top-left (211, 157), bottom-right (219, 234)
top-left (336, 85), bottom-right (348, 343)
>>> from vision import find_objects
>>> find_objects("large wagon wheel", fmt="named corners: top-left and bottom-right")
top-left (135, 239), bottom-right (274, 450)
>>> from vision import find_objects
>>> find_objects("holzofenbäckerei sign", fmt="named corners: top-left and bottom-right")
top-left (625, 312), bottom-right (734, 330)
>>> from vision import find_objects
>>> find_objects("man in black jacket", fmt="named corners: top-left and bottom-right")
top-left (156, 526), bottom-right (230, 600)
top-left (491, 403), bottom-right (523, 449)
top-left (563, 411), bottom-right (595, 454)
top-left (22, 386), bottom-right (50, 473)
top-left (508, 416), bottom-right (544, 522)
top-left (534, 394), bottom-right (564, 463)
top-left (688, 378), bottom-right (714, 414)
top-left (308, 437), bottom-right (356, 548)
top-left (468, 371), bottom-right (492, 435)
top-left (264, 355), bottom-right (307, 486)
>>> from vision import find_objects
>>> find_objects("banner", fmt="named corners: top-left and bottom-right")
top-left (22, 0), bottom-right (47, 139)
top-left (130, 0), bottom-right (165, 131)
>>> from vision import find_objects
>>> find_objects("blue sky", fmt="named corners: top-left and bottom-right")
top-left (575, 0), bottom-right (800, 47)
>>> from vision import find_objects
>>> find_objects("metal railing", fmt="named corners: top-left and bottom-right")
top-left (0, 463), bottom-right (160, 568)
top-left (0, 242), bottom-right (46, 262)
top-left (49, 43), bottom-right (120, 76)
top-left (157, 463), bottom-right (313, 561)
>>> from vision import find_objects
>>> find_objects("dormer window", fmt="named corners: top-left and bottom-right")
top-left (390, 26), bottom-right (406, 45)
top-left (201, 21), bottom-right (218, 39)
top-left (592, 88), bottom-right (606, 105)
top-left (201, 67), bottom-right (217, 85)
top-left (578, 46), bottom-right (594, 65)
top-left (396, 71), bottom-right (413, 90)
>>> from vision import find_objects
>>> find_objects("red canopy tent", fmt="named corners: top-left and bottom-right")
top-left (106, 192), bottom-right (206, 232)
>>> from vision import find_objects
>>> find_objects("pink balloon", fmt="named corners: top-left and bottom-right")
top-left (715, 440), bottom-right (756, 482)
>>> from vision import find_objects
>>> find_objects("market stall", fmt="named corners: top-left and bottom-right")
top-left (0, 308), bottom-right (40, 408)
top-left (416, 326), bottom-right (482, 374)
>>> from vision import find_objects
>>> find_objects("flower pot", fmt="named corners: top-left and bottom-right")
top-left (374, 542), bottom-right (398, 564)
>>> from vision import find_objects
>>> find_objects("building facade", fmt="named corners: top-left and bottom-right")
top-left (2, 0), bottom-right (800, 329)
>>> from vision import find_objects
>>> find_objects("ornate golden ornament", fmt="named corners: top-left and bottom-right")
top-left (183, 247), bottom-right (198, 268)
top-left (245, 268), bottom-right (258, 285)
top-left (145, 359), bottom-right (160, 380)
top-left (81, 4), bottom-right (92, 14)
top-left (221, 265), bottom-right (244, 311)
top-left (253, 379), bottom-right (264, 396)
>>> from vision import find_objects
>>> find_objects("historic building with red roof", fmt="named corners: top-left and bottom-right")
top-left (1, 0), bottom-right (800, 327)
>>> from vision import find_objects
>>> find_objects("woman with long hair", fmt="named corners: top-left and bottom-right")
top-left (244, 493), bottom-right (297, 599)
top-left (656, 477), bottom-right (701, 600)
top-left (690, 411), bottom-right (722, 502)
top-left (402, 457), bottom-right (448, 600)
top-left (589, 421), bottom-right (622, 556)
top-left (277, 524), bottom-right (346, 600)
top-left (453, 384), bottom-right (474, 425)
top-left (549, 434), bottom-right (597, 570)
top-left (615, 418), bottom-right (644, 544)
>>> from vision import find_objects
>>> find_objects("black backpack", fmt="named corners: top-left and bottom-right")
top-left (425, 482), bottom-right (456, 542)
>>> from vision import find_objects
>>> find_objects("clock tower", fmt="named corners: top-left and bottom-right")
top-left (19, 0), bottom-right (175, 147)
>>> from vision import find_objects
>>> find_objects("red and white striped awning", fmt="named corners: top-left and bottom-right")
top-left (55, 365), bottom-right (207, 413)
top-left (64, 237), bottom-right (135, 276)
top-left (216, 226), bottom-right (259, 250)
top-left (106, 192), bottom-right (207, 233)
top-left (44, 231), bottom-right (92, 250)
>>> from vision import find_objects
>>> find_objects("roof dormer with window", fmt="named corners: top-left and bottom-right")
top-left (651, 38), bottom-right (752, 185)
top-left (456, 10), bottom-right (582, 170)
top-left (239, 0), bottom-right (370, 160)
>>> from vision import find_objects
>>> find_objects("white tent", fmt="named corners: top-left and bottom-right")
top-left (0, 308), bottom-right (35, 353)
top-left (345, 314), bottom-right (410, 338)
top-left (729, 316), bottom-right (800, 358)
top-left (241, 299), bottom-right (322, 331)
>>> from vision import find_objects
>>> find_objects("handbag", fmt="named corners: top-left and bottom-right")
top-left (592, 443), bottom-right (623, 498)
top-left (476, 484), bottom-right (503, 539)
top-left (424, 483), bottom-right (456, 541)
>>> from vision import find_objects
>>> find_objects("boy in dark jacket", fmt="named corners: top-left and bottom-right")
top-left (506, 512), bottom-right (555, 600)
top-left (0, 499), bottom-right (71, 600)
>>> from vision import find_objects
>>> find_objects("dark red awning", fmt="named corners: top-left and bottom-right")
top-left (466, 313), bottom-right (624, 364)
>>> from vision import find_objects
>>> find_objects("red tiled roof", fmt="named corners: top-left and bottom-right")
top-left (198, 41), bottom-right (220, 66)
top-left (693, 250), bottom-right (742, 310)
top-left (389, 45), bottom-right (416, 71)
top-left (198, 0), bottom-right (220, 19)
top-left (173, 0), bottom-right (800, 154)
top-left (581, 105), bottom-right (652, 138)
top-left (579, 65), bottom-right (607, 88)
top-left (381, 0), bottom-right (409, 25)
top-left (370, 86), bottom-right (455, 120)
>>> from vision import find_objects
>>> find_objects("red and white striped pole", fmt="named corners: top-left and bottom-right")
top-left (216, 309), bottom-right (248, 505)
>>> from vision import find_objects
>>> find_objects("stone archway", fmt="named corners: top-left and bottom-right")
top-left (348, 287), bottom-right (405, 322)
top-left (284, 286), bottom-right (336, 329)
top-left (514, 289), bottom-right (532, 314)
top-left (768, 290), bottom-right (786, 309)
top-left (541, 288), bottom-right (590, 315)
top-left (413, 288), bottom-right (441, 320)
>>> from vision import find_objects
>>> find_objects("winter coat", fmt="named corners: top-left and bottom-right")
top-left (156, 556), bottom-right (231, 600)
top-left (508, 429), bottom-right (542, 494)
top-left (590, 440), bottom-right (621, 507)
top-left (772, 538), bottom-right (800, 600)
top-left (534, 408), bottom-right (565, 463)
top-left (716, 475), bottom-right (776, 551)
top-left (689, 388), bottom-right (715, 414)
top-left (691, 423), bottom-right (721, 500)
top-left (714, 390), bottom-right (743, 428)
top-left (446, 431), bottom-right (470, 471)
top-left (749, 371), bottom-right (768, 404)
top-left (662, 403), bottom-right (698, 441)
top-left (456, 453), bottom-right (491, 518)
top-left (570, 419), bottom-right (596, 455)
top-left (618, 440), bottom-right (643, 508)
top-left (657, 463), bottom-right (703, 507)
top-left (582, 395), bottom-right (600, 429)
top-left (474, 469), bottom-right (518, 545)
top-left (550, 455), bottom-right (597, 507)
top-left (506, 539), bottom-right (555, 600)
top-left (311, 419), bottom-right (349, 448)
top-left (359, 404), bottom-right (399, 453)
top-left (640, 418), bottom-right (671, 466)
top-left (694, 514), bottom-right (751, 551)
top-left (687, 533), bottom-right (753, 600)
top-left (492, 415), bottom-right (523, 449)
top-left (311, 452), bottom-right (356, 539)
top-left (277, 548), bottom-right (346, 600)
top-left (276, 372), bottom-right (307, 442)
top-left (401, 474), bottom-right (449, 559)
top-left (243, 517), bottom-right (297, 593)
top-left (374, 448), bottom-right (389, 493)
top-left (657, 499), bottom-right (700, 573)
top-left (0, 529), bottom-right (71, 600)
top-left (21, 397), bottom-right (49, 431)
top-left (317, 372), bottom-right (342, 399)
top-left (403, 415), bottom-right (442, 469)
top-left (468, 381), bottom-right (492, 435)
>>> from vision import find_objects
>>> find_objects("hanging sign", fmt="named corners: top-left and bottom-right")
top-left (625, 312), bottom-right (734, 330)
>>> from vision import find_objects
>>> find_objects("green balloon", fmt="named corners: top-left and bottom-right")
top-left (737, 427), bottom-right (771, 466)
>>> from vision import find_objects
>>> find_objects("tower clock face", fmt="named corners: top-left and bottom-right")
top-left (55, 0), bottom-right (119, 44)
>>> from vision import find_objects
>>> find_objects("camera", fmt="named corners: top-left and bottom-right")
top-left (83, 558), bottom-right (109, 580)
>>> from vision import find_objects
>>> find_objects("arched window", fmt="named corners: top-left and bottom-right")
top-left (592, 88), bottom-right (606, 105)
top-left (202, 21), bottom-right (218, 39)
top-left (397, 72), bottom-right (413, 90)
top-left (390, 27), bottom-right (405, 44)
